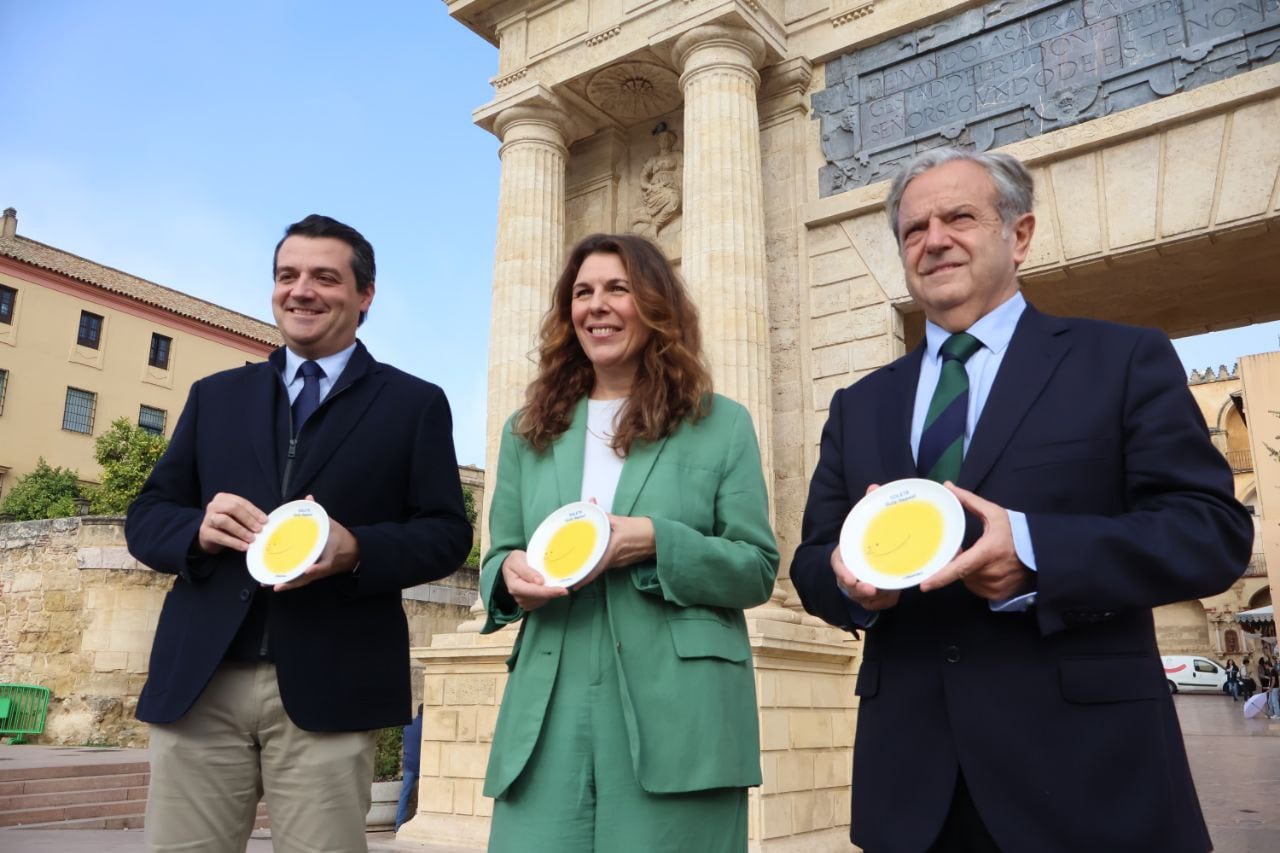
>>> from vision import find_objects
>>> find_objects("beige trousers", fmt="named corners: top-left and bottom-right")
top-left (146, 662), bottom-right (375, 853)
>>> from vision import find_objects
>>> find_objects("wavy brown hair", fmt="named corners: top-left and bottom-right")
top-left (515, 233), bottom-right (712, 455)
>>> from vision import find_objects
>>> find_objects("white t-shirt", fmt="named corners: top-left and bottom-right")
top-left (581, 398), bottom-right (626, 513)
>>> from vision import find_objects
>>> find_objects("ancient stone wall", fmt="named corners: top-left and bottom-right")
top-left (0, 517), bottom-right (473, 746)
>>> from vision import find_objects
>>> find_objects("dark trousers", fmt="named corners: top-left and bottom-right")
top-left (927, 773), bottom-right (1001, 853)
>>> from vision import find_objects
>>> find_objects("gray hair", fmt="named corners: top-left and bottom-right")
top-left (885, 148), bottom-right (1034, 243)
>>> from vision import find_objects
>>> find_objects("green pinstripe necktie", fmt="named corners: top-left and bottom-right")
top-left (918, 332), bottom-right (982, 483)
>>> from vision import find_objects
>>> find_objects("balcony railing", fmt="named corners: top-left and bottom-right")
top-left (1225, 448), bottom-right (1253, 473)
top-left (1245, 553), bottom-right (1267, 577)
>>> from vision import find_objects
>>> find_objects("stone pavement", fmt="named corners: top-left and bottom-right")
top-left (1177, 692), bottom-right (1280, 853)
top-left (2, 692), bottom-right (1277, 851)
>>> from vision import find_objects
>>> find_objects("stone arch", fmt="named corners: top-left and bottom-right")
top-left (1248, 586), bottom-right (1272, 610)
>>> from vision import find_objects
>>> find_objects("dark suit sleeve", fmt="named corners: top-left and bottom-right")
top-left (125, 382), bottom-right (213, 583)
top-left (347, 385), bottom-right (473, 597)
top-left (1027, 328), bottom-right (1253, 635)
top-left (791, 387), bottom-right (876, 632)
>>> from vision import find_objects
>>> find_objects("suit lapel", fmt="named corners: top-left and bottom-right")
top-left (612, 430), bottom-right (669, 517)
top-left (285, 343), bottom-right (387, 498)
top-left (552, 399), bottom-right (588, 505)
top-left (253, 351), bottom-right (287, 498)
top-left (959, 305), bottom-right (1072, 491)
top-left (883, 345), bottom-right (924, 478)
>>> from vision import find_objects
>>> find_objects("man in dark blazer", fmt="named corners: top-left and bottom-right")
top-left (126, 215), bottom-right (472, 852)
top-left (791, 149), bottom-right (1252, 853)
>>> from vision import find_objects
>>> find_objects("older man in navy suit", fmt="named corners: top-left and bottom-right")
top-left (127, 215), bottom-right (472, 852)
top-left (792, 149), bottom-right (1252, 853)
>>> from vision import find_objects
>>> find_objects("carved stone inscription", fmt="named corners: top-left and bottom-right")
top-left (814, 0), bottom-right (1280, 194)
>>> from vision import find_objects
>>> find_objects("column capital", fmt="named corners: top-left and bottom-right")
top-left (492, 100), bottom-right (571, 151)
top-left (672, 23), bottom-right (767, 81)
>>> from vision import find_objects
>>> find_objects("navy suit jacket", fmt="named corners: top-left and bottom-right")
top-left (127, 342), bottom-right (472, 731)
top-left (792, 305), bottom-right (1252, 853)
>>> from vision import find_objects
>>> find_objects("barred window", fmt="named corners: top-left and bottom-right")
top-left (138, 405), bottom-right (167, 436)
top-left (149, 333), bottom-right (172, 369)
top-left (63, 387), bottom-right (96, 434)
top-left (0, 368), bottom-right (7, 415)
top-left (0, 285), bottom-right (15, 324)
top-left (77, 311), bottom-right (104, 349)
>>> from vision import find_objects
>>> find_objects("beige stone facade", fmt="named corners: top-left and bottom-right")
top-left (417, 0), bottom-right (1280, 848)
top-left (1153, 365), bottom-right (1273, 658)
top-left (0, 517), bottom-right (475, 747)
top-left (0, 209), bottom-right (280, 501)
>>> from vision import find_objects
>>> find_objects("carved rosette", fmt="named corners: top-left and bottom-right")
top-left (585, 61), bottom-right (682, 122)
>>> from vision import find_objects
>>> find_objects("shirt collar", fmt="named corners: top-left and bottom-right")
top-left (283, 341), bottom-right (358, 384)
top-left (924, 290), bottom-right (1026, 361)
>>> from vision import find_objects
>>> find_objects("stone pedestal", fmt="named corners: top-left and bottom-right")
top-left (395, 627), bottom-right (517, 848)
top-left (398, 612), bottom-right (858, 850)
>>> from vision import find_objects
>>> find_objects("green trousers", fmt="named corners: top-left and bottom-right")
top-left (488, 584), bottom-right (747, 853)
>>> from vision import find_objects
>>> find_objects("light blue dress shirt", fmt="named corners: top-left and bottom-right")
top-left (912, 291), bottom-right (1038, 612)
top-left (282, 342), bottom-right (357, 406)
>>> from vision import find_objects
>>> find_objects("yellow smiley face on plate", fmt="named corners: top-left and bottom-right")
top-left (862, 499), bottom-right (944, 576)
top-left (262, 516), bottom-right (321, 575)
top-left (542, 519), bottom-right (598, 580)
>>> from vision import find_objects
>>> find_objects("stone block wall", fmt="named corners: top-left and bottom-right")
top-left (0, 517), bottom-right (474, 746)
top-left (0, 517), bottom-right (166, 746)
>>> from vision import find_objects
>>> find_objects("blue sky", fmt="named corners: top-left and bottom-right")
top-left (2, 2), bottom-right (1276, 467)
top-left (0, 1), bottom-right (501, 464)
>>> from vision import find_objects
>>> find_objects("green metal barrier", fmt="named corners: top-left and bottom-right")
top-left (0, 684), bottom-right (51, 744)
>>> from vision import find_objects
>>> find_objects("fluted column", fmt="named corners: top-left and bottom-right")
top-left (482, 103), bottom-right (569, 545)
top-left (674, 24), bottom-right (772, 478)
top-left (452, 103), bottom-right (569, 633)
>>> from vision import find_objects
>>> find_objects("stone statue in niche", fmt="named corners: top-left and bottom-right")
top-left (634, 127), bottom-right (683, 239)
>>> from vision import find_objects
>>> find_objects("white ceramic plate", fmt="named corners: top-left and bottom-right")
top-left (526, 501), bottom-right (612, 588)
top-left (246, 499), bottom-right (330, 586)
top-left (838, 478), bottom-right (965, 590)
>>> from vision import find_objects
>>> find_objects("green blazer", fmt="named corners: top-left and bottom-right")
top-left (480, 394), bottom-right (779, 798)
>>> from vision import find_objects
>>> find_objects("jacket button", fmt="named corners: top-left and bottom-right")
top-left (944, 644), bottom-right (961, 664)
top-left (239, 589), bottom-right (251, 602)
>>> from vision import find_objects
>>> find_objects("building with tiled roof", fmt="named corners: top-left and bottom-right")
top-left (0, 207), bottom-right (281, 500)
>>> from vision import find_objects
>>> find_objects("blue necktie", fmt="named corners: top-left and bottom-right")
top-left (917, 332), bottom-right (982, 483)
top-left (291, 360), bottom-right (324, 435)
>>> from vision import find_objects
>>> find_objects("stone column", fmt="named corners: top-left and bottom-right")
top-left (673, 24), bottom-right (772, 475)
top-left (481, 102), bottom-right (570, 551)
top-left (397, 103), bottom-right (569, 848)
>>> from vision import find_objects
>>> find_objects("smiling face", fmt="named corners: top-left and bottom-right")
top-left (570, 252), bottom-right (652, 396)
top-left (272, 235), bottom-right (375, 359)
top-left (896, 159), bottom-right (1034, 332)
top-left (542, 519), bottom-right (598, 580)
top-left (862, 500), bottom-right (944, 577)
top-left (262, 516), bottom-right (322, 575)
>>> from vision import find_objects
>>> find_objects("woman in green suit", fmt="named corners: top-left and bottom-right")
top-left (482, 233), bottom-right (779, 852)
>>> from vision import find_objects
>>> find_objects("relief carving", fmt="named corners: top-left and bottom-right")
top-left (813, 0), bottom-right (1280, 194)
top-left (632, 126), bottom-right (683, 247)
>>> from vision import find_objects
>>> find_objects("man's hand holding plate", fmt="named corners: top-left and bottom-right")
top-left (834, 483), bottom-right (900, 611)
top-left (198, 492), bottom-right (267, 554)
top-left (919, 483), bottom-right (1032, 600)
